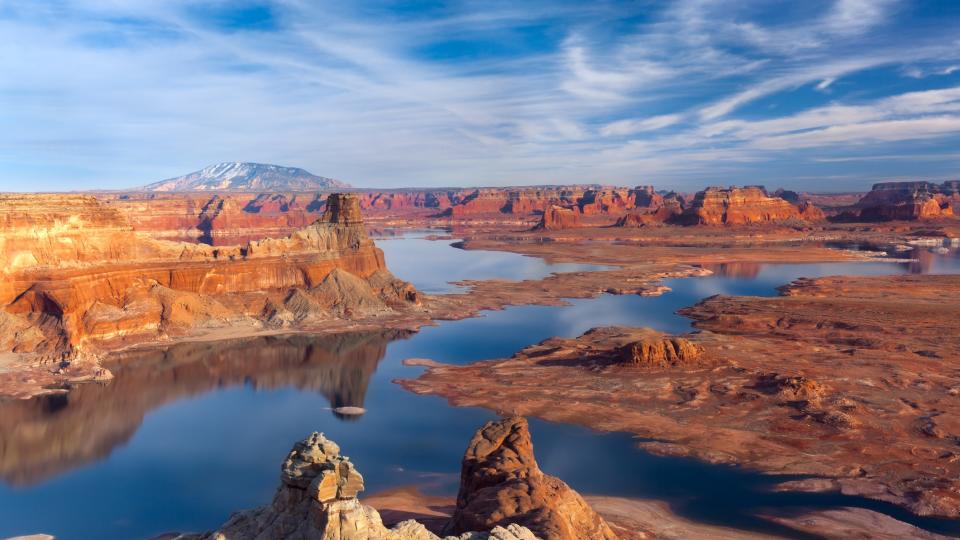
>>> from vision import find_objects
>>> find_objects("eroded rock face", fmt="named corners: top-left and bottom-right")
top-left (445, 417), bottom-right (618, 540)
top-left (614, 336), bottom-right (705, 368)
top-left (532, 206), bottom-right (581, 231)
top-left (854, 181), bottom-right (959, 221)
top-left (202, 432), bottom-right (541, 540)
top-left (0, 193), bottom-right (420, 365)
top-left (676, 186), bottom-right (809, 225)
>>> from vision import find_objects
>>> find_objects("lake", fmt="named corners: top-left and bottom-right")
top-left (1, 234), bottom-right (958, 539)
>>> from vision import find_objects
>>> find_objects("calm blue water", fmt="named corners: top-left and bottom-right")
top-left (375, 230), bottom-right (611, 293)
top-left (1, 236), bottom-right (958, 539)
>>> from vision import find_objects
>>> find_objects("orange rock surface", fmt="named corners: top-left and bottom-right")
top-left (403, 275), bottom-right (960, 518)
top-left (677, 186), bottom-right (810, 225)
top-left (855, 181), bottom-right (960, 221)
top-left (0, 193), bottom-right (418, 362)
top-left (445, 416), bottom-right (619, 540)
top-left (533, 205), bottom-right (581, 230)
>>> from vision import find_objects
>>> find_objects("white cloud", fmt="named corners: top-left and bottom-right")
top-left (0, 0), bottom-right (958, 191)
top-left (751, 116), bottom-right (960, 150)
top-left (816, 78), bottom-right (836, 91)
top-left (825, 0), bottom-right (897, 36)
top-left (600, 114), bottom-right (682, 136)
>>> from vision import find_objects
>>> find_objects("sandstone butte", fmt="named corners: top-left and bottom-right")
top-left (853, 181), bottom-right (960, 221)
top-left (0, 193), bottom-right (421, 395)
top-left (401, 272), bottom-right (960, 524)
top-left (172, 417), bottom-right (615, 540)
top-left (673, 185), bottom-right (819, 225)
top-left (531, 205), bottom-right (580, 231)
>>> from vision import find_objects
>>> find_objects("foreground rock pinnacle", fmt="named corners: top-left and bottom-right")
top-left (200, 431), bottom-right (540, 540)
top-left (445, 417), bottom-right (619, 540)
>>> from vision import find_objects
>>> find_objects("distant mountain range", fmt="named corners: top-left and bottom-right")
top-left (142, 162), bottom-right (350, 192)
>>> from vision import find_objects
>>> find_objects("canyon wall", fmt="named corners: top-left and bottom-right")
top-left (0, 193), bottom-right (419, 363)
top-left (853, 181), bottom-right (959, 221)
top-left (97, 183), bottom-right (841, 243)
top-left (675, 186), bottom-right (820, 225)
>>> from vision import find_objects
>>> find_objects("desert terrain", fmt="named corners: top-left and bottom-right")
top-left (2, 178), bottom-right (960, 539)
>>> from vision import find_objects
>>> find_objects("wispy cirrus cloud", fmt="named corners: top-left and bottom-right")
top-left (0, 0), bottom-right (958, 192)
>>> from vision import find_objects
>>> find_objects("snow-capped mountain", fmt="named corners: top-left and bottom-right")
top-left (142, 162), bottom-right (350, 192)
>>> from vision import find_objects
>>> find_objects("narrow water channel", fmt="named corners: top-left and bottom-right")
top-left (0, 234), bottom-right (958, 539)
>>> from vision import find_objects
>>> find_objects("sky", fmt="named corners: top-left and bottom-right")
top-left (1, 0), bottom-right (959, 192)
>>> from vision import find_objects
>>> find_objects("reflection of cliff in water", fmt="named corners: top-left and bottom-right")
top-left (0, 329), bottom-right (410, 486)
top-left (701, 262), bottom-right (762, 279)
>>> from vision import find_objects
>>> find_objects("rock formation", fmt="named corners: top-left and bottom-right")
top-left (675, 186), bottom-right (812, 225)
top-left (577, 189), bottom-right (631, 216)
top-left (797, 200), bottom-right (826, 221)
top-left (0, 193), bottom-right (419, 365)
top-left (614, 200), bottom-right (682, 227)
top-left (102, 185), bottom-right (721, 239)
top-left (613, 335), bottom-right (705, 368)
top-left (854, 181), bottom-right (959, 221)
top-left (532, 206), bottom-right (580, 231)
top-left (445, 417), bottom-right (618, 540)
top-left (405, 278), bottom-right (960, 519)
top-left (199, 431), bottom-right (540, 540)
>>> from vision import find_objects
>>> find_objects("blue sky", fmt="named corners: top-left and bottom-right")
top-left (1, 0), bottom-right (959, 192)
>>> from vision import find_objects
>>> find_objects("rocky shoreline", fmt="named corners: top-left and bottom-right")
top-left (401, 273), bottom-right (960, 523)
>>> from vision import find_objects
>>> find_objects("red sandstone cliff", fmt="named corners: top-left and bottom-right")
top-left (533, 205), bottom-right (581, 231)
top-left (0, 193), bottom-right (419, 365)
top-left (854, 181), bottom-right (958, 221)
top-left (676, 186), bottom-right (819, 225)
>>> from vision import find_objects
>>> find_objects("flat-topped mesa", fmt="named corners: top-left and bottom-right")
top-left (532, 205), bottom-right (581, 231)
top-left (854, 181), bottom-right (958, 221)
top-left (627, 185), bottom-right (664, 209)
top-left (676, 185), bottom-right (818, 225)
top-left (503, 189), bottom-right (582, 215)
top-left (445, 189), bottom-right (511, 217)
top-left (577, 189), bottom-right (631, 216)
top-left (0, 193), bottom-right (418, 364)
top-left (446, 417), bottom-right (618, 540)
top-left (613, 335), bottom-right (705, 368)
top-left (202, 431), bottom-right (540, 540)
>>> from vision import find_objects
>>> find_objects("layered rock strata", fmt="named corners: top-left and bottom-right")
top-left (532, 206), bottom-right (580, 231)
top-left (854, 181), bottom-right (959, 221)
top-left (0, 193), bottom-right (419, 367)
top-left (676, 186), bottom-right (818, 225)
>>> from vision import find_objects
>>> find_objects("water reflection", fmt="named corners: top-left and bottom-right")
top-left (0, 330), bottom-right (408, 487)
top-left (700, 261), bottom-right (762, 278)
top-left (376, 231), bottom-right (611, 294)
top-left (3, 237), bottom-right (960, 539)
